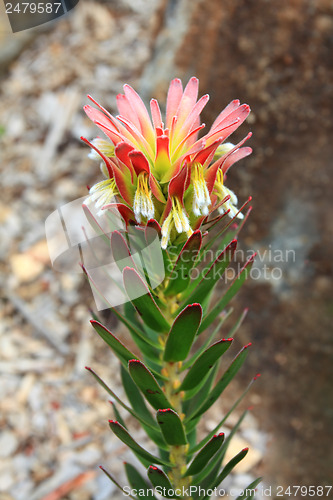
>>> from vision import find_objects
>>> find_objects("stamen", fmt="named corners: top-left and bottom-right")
top-left (88, 138), bottom-right (115, 160)
top-left (86, 178), bottom-right (118, 216)
top-left (133, 172), bottom-right (155, 224)
top-left (213, 169), bottom-right (243, 219)
top-left (192, 164), bottom-right (211, 217)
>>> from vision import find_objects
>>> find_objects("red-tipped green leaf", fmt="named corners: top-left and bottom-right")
top-left (110, 401), bottom-right (127, 429)
top-left (124, 463), bottom-right (157, 500)
top-left (190, 374), bottom-right (259, 454)
top-left (86, 367), bottom-right (157, 431)
top-left (192, 410), bottom-right (248, 487)
top-left (207, 448), bottom-right (249, 492)
top-left (123, 267), bottom-right (170, 332)
top-left (90, 320), bottom-right (136, 367)
top-left (180, 338), bottom-right (233, 391)
top-left (128, 360), bottom-right (172, 411)
top-left (184, 433), bottom-right (225, 477)
top-left (109, 420), bottom-right (170, 466)
top-left (156, 409), bottom-right (187, 446)
top-left (163, 304), bottom-right (202, 362)
top-left (147, 466), bottom-right (173, 492)
top-left (181, 308), bottom-right (233, 371)
top-left (187, 344), bottom-right (251, 421)
top-left (120, 367), bottom-right (168, 451)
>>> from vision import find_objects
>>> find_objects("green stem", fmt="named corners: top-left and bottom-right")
top-left (160, 292), bottom-right (192, 498)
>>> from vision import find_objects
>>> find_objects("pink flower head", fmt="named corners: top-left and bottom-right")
top-left (83, 77), bottom-right (252, 249)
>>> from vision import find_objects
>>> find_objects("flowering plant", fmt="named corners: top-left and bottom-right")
top-left (81, 77), bottom-right (261, 499)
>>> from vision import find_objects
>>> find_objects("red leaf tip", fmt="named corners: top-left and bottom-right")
top-left (254, 373), bottom-right (261, 380)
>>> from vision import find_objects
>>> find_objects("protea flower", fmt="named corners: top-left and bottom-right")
top-left (82, 77), bottom-right (252, 249)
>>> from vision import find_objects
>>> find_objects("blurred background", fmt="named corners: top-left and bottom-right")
top-left (0, 0), bottom-right (332, 499)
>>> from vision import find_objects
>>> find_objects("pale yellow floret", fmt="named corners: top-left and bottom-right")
top-left (86, 178), bottom-right (118, 216)
top-left (214, 169), bottom-right (244, 219)
top-left (192, 163), bottom-right (211, 216)
top-left (161, 197), bottom-right (193, 249)
top-left (133, 172), bottom-right (155, 223)
top-left (88, 138), bottom-right (115, 160)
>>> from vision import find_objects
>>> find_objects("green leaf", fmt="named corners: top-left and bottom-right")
top-left (91, 320), bottom-right (165, 382)
top-left (192, 410), bottom-right (248, 487)
top-left (183, 363), bottom-right (220, 431)
top-left (186, 344), bottom-right (251, 422)
top-left (189, 373), bottom-right (260, 454)
top-left (207, 447), bottom-right (249, 492)
top-left (180, 338), bottom-right (233, 392)
top-left (181, 239), bottom-right (237, 312)
top-left (121, 366), bottom-right (157, 424)
top-left (235, 477), bottom-right (263, 499)
top-left (124, 462), bottom-right (157, 500)
top-left (128, 360), bottom-right (172, 411)
top-left (86, 367), bottom-right (159, 433)
top-left (181, 308), bottom-right (233, 371)
top-left (156, 409), bottom-right (187, 446)
top-left (121, 366), bottom-right (168, 450)
top-left (184, 433), bottom-right (224, 477)
top-left (91, 320), bottom-right (137, 366)
top-left (227, 307), bottom-right (249, 337)
top-left (147, 466), bottom-right (173, 493)
top-left (109, 420), bottom-right (170, 466)
top-left (123, 267), bottom-right (170, 332)
top-left (164, 230), bottom-right (202, 295)
top-left (113, 303), bottom-right (162, 350)
top-left (110, 401), bottom-right (127, 428)
top-left (163, 304), bottom-right (202, 362)
top-left (100, 466), bottom-right (137, 500)
top-left (182, 371), bottom-right (212, 402)
top-left (199, 253), bottom-right (256, 333)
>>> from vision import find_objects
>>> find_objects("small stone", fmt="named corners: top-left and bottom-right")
top-left (10, 253), bottom-right (44, 283)
top-left (0, 431), bottom-right (18, 458)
